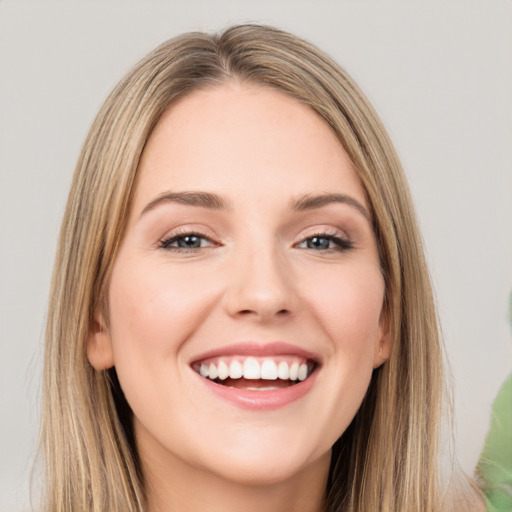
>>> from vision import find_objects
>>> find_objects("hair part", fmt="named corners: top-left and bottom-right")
top-left (40, 24), bottom-right (467, 511)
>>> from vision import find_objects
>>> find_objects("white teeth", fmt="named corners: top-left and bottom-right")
top-left (243, 357), bottom-right (261, 379)
top-left (217, 360), bottom-right (229, 380)
top-left (289, 361), bottom-right (299, 380)
top-left (208, 362), bottom-right (218, 380)
top-left (229, 360), bottom-right (243, 379)
top-left (278, 361), bottom-right (290, 380)
top-left (260, 359), bottom-right (278, 380)
top-left (246, 386), bottom-right (280, 391)
top-left (195, 356), bottom-right (313, 383)
top-left (297, 363), bottom-right (308, 381)
top-left (200, 363), bottom-right (209, 377)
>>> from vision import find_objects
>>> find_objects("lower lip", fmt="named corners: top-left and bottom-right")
top-left (194, 370), bottom-right (318, 410)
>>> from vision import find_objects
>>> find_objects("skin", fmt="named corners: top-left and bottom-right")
top-left (88, 82), bottom-right (390, 512)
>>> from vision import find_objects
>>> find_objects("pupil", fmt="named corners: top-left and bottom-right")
top-left (178, 235), bottom-right (201, 248)
top-left (308, 237), bottom-right (329, 250)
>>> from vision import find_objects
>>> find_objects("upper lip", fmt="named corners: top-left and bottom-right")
top-left (189, 341), bottom-right (321, 365)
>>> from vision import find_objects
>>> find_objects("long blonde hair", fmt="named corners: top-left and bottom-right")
top-left (41, 24), bottom-right (461, 511)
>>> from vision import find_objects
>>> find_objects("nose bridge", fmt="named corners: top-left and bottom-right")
top-left (225, 238), bottom-right (294, 321)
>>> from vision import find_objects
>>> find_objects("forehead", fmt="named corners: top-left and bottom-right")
top-left (133, 83), bottom-right (367, 211)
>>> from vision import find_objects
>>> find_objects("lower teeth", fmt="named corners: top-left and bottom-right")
top-left (214, 378), bottom-right (297, 390)
top-left (245, 386), bottom-right (281, 391)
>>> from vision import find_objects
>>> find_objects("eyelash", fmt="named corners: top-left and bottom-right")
top-left (158, 230), bottom-right (353, 253)
top-left (158, 229), bottom-right (218, 253)
top-left (296, 232), bottom-right (354, 252)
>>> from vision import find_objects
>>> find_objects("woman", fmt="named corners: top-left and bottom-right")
top-left (39, 24), bottom-right (481, 511)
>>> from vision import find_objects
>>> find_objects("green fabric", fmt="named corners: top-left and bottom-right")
top-left (477, 373), bottom-right (512, 512)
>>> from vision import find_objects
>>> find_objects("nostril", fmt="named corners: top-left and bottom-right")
top-left (237, 308), bottom-right (291, 318)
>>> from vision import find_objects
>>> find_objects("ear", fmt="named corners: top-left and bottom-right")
top-left (373, 310), bottom-right (391, 369)
top-left (87, 307), bottom-right (115, 370)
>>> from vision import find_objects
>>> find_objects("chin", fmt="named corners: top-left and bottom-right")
top-left (186, 425), bottom-right (331, 487)
top-left (202, 449), bottom-right (329, 487)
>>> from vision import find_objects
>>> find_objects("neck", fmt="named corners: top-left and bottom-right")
top-left (138, 428), bottom-right (330, 512)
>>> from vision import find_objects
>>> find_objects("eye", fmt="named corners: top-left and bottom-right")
top-left (297, 233), bottom-right (353, 252)
top-left (159, 232), bottom-right (217, 251)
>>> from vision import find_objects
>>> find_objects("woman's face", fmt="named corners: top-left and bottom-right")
top-left (88, 83), bottom-right (390, 486)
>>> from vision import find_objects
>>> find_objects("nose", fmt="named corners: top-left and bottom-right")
top-left (224, 245), bottom-right (296, 323)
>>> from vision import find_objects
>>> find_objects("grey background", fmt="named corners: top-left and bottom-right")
top-left (1, 2), bottom-right (511, 510)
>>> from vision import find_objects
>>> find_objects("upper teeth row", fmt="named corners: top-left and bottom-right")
top-left (197, 357), bottom-right (310, 381)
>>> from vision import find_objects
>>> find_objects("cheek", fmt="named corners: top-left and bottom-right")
top-left (108, 257), bottom-right (219, 358)
top-left (303, 264), bottom-right (385, 347)
top-left (105, 257), bottom-right (222, 432)
top-left (105, 253), bottom-right (236, 431)
top-left (285, 264), bottom-right (385, 449)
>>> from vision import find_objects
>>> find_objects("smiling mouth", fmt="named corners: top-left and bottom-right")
top-left (192, 356), bottom-right (317, 391)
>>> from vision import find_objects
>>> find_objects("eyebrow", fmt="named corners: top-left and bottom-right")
top-left (292, 193), bottom-right (371, 221)
top-left (140, 190), bottom-right (370, 222)
top-left (140, 191), bottom-right (230, 217)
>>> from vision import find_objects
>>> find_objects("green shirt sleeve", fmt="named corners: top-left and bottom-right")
top-left (477, 372), bottom-right (512, 512)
